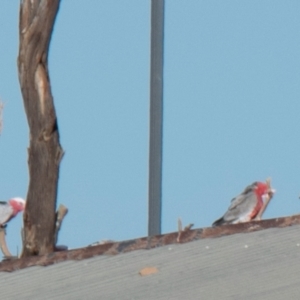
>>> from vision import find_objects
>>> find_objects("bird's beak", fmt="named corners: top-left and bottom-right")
top-left (262, 189), bottom-right (275, 203)
top-left (268, 188), bottom-right (276, 195)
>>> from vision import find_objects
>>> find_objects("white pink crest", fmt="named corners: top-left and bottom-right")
top-left (9, 197), bottom-right (26, 215)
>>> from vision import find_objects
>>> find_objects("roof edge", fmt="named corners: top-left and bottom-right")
top-left (1, 214), bottom-right (300, 272)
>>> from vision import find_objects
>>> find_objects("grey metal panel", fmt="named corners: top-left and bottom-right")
top-left (1, 225), bottom-right (300, 299)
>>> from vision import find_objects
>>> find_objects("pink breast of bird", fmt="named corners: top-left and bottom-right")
top-left (249, 182), bottom-right (268, 219)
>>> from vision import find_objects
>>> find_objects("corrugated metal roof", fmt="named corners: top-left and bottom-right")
top-left (1, 214), bottom-right (300, 272)
top-left (1, 223), bottom-right (300, 299)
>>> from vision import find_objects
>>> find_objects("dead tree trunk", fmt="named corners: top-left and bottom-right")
top-left (18, 0), bottom-right (63, 257)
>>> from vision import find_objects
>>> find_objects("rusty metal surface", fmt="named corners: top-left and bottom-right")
top-left (0, 214), bottom-right (300, 272)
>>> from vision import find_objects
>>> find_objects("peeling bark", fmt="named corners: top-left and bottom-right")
top-left (18, 0), bottom-right (63, 257)
top-left (54, 204), bottom-right (68, 245)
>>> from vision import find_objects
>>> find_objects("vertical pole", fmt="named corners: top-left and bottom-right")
top-left (148, 0), bottom-right (165, 236)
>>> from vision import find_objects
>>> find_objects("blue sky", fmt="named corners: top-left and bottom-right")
top-left (1, 1), bottom-right (300, 253)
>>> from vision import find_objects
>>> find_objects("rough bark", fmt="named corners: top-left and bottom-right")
top-left (18, 0), bottom-right (63, 257)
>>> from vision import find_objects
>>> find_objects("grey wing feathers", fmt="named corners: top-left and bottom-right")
top-left (228, 194), bottom-right (246, 210)
top-left (228, 182), bottom-right (257, 210)
top-left (222, 192), bottom-right (257, 223)
top-left (0, 203), bottom-right (13, 225)
top-left (241, 182), bottom-right (257, 194)
top-left (213, 182), bottom-right (258, 226)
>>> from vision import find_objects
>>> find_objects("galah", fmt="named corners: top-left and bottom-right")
top-left (212, 182), bottom-right (275, 226)
top-left (0, 197), bottom-right (25, 227)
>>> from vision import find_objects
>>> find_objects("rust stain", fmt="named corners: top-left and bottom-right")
top-left (0, 214), bottom-right (300, 272)
top-left (139, 267), bottom-right (158, 276)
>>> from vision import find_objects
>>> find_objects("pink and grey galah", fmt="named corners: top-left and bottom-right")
top-left (0, 197), bottom-right (25, 227)
top-left (212, 181), bottom-right (275, 226)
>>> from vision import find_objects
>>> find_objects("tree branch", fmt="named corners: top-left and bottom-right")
top-left (19, 0), bottom-right (63, 257)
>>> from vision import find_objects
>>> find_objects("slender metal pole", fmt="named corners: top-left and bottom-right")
top-left (148, 0), bottom-right (165, 236)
